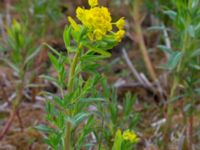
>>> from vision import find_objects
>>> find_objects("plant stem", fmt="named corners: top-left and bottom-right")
top-left (64, 44), bottom-right (82, 150)
top-left (162, 75), bottom-right (178, 149)
top-left (188, 115), bottom-right (193, 150)
top-left (133, 0), bottom-right (157, 82)
top-left (0, 70), bottom-right (24, 139)
top-left (163, 25), bottom-right (189, 149)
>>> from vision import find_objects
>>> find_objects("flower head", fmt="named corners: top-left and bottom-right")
top-left (68, 0), bottom-right (125, 42)
top-left (76, 6), bottom-right (112, 41)
top-left (116, 18), bottom-right (125, 30)
top-left (88, 0), bottom-right (98, 7)
top-left (122, 129), bottom-right (139, 143)
top-left (115, 30), bottom-right (125, 42)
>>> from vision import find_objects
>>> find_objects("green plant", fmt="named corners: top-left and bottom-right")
top-left (36, 0), bottom-right (140, 149)
top-left (95, 82), bottom-right (140, 149)
top-left (0, 20), bottom-right (42, 139)
top-left (159, 0), bottom-right (200, 149)
top-left (15, 0), bottom-right (62, 38)
top-left (112, 129), bottom-right (138, 150)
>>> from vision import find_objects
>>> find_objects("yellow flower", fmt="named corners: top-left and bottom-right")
top-left (70, 0), bottom-right (125, 42)
top-left (94, 29), bottom-right (104, 40)
top-left (122, 129), bottom-right (138, 143)
top-left (76, 6), bottom-right (112, 40)
top-left (88, 0), bottom-right (98, 7)
top-left (116, 18), bottom-right (125, 30)
top-left (76, 7), bottom-right (85, 21)
top-left (115, 30), bottom-right (125, 42)
top-left (68, 16), bottom-right (79, 31)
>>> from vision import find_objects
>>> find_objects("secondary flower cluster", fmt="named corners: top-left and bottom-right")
top-left (68, 0), bottom-right (125, 42)
top-left (122, 129), bottom-right (139, 143)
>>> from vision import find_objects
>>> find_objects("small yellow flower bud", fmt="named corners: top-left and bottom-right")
top-left (115, 30), bottom-right (125, 42)
top-left (68, 16), bottom-right (79, 31)
top-left (122, 129), bottom-right (139, 143)
top-left (76, 7), bottom-right (85, 20)
top-left (13, 20), bottom-right (21, 32)
top-left (88, 0), bottom-right (98, 7)
top-left (116, 18), bottom-right (125, 30)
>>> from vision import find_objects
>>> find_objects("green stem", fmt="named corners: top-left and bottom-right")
top-left (67, 50), bottom-right (81, 92)
top-left (163, 25), bottom-right (189, 150)
top-left (13, 64), bottom-right (25, 108)
top-left (64, 44), bottom-right (82, 150)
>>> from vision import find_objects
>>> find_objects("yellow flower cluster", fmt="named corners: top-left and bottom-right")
top-left (88, 0), bottom-right (98, 7)
top-left (76, 6), bottom-right (112, 40)
top-left (122, 129), bottom-right (139, 143)
top-left (115, 18), bottom-right (125, 41)
top-left (68, 0), bottom-right (125, 42)
top-left (115, 30), bottom-right (125, 42)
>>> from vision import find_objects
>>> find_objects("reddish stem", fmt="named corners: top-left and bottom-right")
top-left (0, 109), bottom-right (16, 140)
top-left (16, 109), bottom-right (23, 132)
top-left (188, 116), bottom-right (193, 150)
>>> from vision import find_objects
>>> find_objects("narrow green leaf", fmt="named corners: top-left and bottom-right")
top-left (73, 112), bottom-right (89, 126)
top-left (25, 45), bottom-right (42, 64)
top-left (48, 53), bottom-right (59, 70)
top-left (63, 26), bottom-right (71, 49)
top-left (187, 25), bottom-right (195, 38)
top-left (63, 25), bottom-right (78, 52)
top-left (0, 58), bottom-right (19, 74)
top-left (157, 45), bottom-right (173, 54)
top-left (160, 51), bottom-right (182, 70)
top-left (190, 48), bottom-right (200, 58)
top-left (164, 10), bottom-right (177, 20)
top-left (43, 43), bottom-right (60, 56)
top-left (35, 124), bottom-right (54, 133)
top-left (85, 44), bottom-right (111, 57)
top-left (112, 130), bottom-right (123, 150)
top-left (40, 75), bottom-right (57, 83)
top-left (79, 98), bottom-right (105, 103)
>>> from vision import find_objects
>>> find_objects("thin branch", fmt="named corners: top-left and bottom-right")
top-left (122, 48), bottom-right (146, 87)
top-left (122, 48), bottom-right (166, 103)
top-left (5, 0), bottom-right (11, 27)
top-left (133, 0), bottom-right (157, 82)
top-left (0, 15), bottom-right (7, 42)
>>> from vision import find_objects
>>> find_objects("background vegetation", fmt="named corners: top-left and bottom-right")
top-left (0, 0), bottom-right (199, 149)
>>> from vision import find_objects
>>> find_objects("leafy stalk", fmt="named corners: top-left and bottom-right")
top-left (64, 44), bottom-right (82, 150)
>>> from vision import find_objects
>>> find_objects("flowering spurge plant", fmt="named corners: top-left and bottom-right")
top-left (97, 84), bottom-right (140, 150)
top-left (35, 0), bottom-right (138, 149)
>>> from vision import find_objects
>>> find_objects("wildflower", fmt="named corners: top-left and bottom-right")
top-left (76, 6), bottom-right (112, 40)
top-left (116, 18), bottom-right (125, 30)
top-left (88, 0), bottom-right (98, 7)
top-left (69, 0), bottom-right (125, 42)
top-left (68, 16), bottom-right (79, 31)
top-left (76, 7), bottom-right (85, 21)
top-left (122, 129), bottom-right (138, 143)
top-left (115, 30), bottom-right (125, 42)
